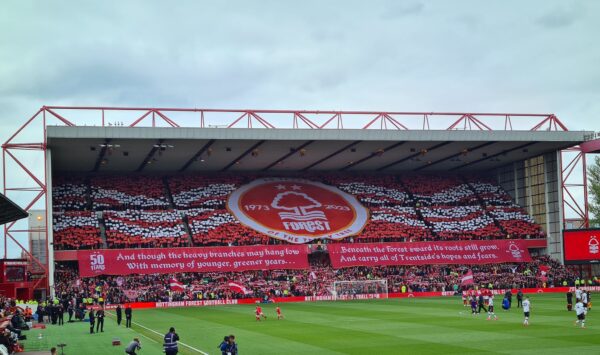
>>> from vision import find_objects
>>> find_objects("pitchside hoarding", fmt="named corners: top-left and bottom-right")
top-left (563, 228), bottom-right (600, 264)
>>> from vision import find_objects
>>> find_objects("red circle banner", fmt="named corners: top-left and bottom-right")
top-left (227, 178), bottom-right (369, 243)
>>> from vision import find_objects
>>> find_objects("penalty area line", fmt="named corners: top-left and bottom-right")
top-left (106, 311), bottom-right (209, 355)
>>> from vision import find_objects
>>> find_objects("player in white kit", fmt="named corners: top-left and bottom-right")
top-left (575, 287), bottom-right (582, 302)
top-left (581, 291), bottom-right (588, 312)
top-left (575, 300), bottom-right (586, 328)
top-left (487, 296), bottom-right (498, 321)
top-left (522, 297), bottom-right (531, 326)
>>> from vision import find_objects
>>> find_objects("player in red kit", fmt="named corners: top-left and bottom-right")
top-left (276, 306), bottom-right (283, 320)
top-left (255, 305), bottom-right (267, 321)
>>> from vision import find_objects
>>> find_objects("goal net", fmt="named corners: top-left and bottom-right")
top-left (332, 279), bottom-right (388, 300)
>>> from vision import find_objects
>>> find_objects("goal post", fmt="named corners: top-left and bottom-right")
top-left (332, 279), bottom-right (388, 300)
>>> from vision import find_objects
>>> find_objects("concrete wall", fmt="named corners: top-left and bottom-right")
top-left (496, 151), bottom-right (563, 262)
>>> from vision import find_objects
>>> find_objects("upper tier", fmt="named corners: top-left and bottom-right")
top-left (51, 173), bottom-right (543, 250)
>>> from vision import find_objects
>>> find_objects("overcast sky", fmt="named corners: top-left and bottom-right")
top-left (1, 0), bottom-right (599, 256)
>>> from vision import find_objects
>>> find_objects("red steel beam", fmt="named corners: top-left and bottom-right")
top-left (0, 105), bottom-right (583, 296)
top-left (43, 106), bottom-right (553, 116)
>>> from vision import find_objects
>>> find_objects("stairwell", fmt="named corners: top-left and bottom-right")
top-left (163, 176), bottom-right (176, 209)
top-left (397, 176), bottom-right (438, 239)
top-left (98, 212), bottom-right (108, 249)
top-left (181, 214), bottom-right (195, 246)
top-left (163, 176), bottom-right (194, 246)
top-left (84, 175), bottom-right (93, 211)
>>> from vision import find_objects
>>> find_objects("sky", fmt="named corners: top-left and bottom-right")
top-left (1, 0), bottom-right (599, 257)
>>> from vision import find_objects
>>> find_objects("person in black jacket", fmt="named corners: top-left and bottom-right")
top-left (50, 304), bottom-right (58, 325)
top-left (96, 307), bottom-right (105, 332)
top-left (58, 304), bottom-right (64, 325)
top-left (125, 305), bottom-right (132, 328)
top-left (477, 294), bottom-right (488, 314)
top-left (163, 327), bottom-right (180, 355)
top-left (36, 304), bottom-right (44, 324)
top-left (218, 336), bottom-right (229, 355)
top-left (116, 305), bottom-right (122, 326)
top-left (67, 302), bottom-right (74, 322)
top-left (89, 309), bottom-right (95, 334)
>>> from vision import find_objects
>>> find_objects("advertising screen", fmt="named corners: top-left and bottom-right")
top-left (563, 229), bottom-right (600, 264)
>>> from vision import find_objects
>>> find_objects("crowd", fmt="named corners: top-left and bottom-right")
top-left (489, 205), bottom-right (542, 238)
top-left (420, 205), bottom-right (502, 239)
top-left (90, 175), bottom-right (170, 210)
top-left (168, 174), bottom-right (241, 209)
top-left (52, 176), bottom-right (88, 211)
top-left (53, 211), bottom-right (104, 250)
top-left (468, 180), bottom-right (513, 206)
top-left (104, 210), bottom-right (189, 248)
top-left (334, 178), bottom-right (411, 206)
top-left (362, 206), bottom-right (432, 242)
top-left (0, 297), bottom-right (29, 354)
top-left (52, 255), bottom-right (584, 304)
top-left (51, 173), bottom-right (544, 249)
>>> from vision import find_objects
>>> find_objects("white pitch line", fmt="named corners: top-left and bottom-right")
top-left (106, 311), bottom-right (209, 355)
top-left (105, 311), bottom-right (158, 343)
top-left (137, 331), bottom-right (159, 344)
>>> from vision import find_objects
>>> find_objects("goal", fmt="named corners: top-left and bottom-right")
top-left (332, 279), bottom-right (388, 300)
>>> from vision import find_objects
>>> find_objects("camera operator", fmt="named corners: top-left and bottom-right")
top-left (163, 327), bottom-right (180, 355)
top-left (125, 337), bottom-right (141, 355)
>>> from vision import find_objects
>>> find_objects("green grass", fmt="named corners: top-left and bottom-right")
top-left (22, 293), bottom-right (599, 354)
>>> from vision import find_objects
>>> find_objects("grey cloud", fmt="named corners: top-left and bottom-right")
top-left (381, 2), bottom-right (424, 19)
top-left (535, 4), bottom-right (584, 29)
top-left (0, 1), bottom-right (600, 257)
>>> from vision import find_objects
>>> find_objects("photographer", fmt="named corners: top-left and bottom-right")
top-left (228, 335), bottom-right (238, 355)
top-left (218, 336), bottom-right (229, 355)
top-left (163, 327), bottom-right (179, 355)
top-left (125, 337), bottom-right (141, 355)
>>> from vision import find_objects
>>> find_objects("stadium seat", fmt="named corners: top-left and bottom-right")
top-left (52, 173), bottom-right (545, 248)
top-left (53, 211), bottom-right (103, 249)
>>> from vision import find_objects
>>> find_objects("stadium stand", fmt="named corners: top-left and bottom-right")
top-left (104, 210), bottom-right (189, 248)
top-left (53, 211), bottom-right (103, 249)
top-left (51, 173), bottom-right (545, 249)
top-left (168, 174), bottom-right (243, 209)
top-left (52, 176), bottom-right (88, 211)
top-left (90, 175), bottom-right (170, 210)
top-left (420, 205), bottom-right (503, 240)
top-left (488, 205), bottom-right (542, 238)
top-left (53, 255), bottom-right (580, 303)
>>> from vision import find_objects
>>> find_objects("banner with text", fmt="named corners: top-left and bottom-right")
top-left (78, 245), bottom-right (310, 277)
top-left (328, 240), bottom-right (533, 268)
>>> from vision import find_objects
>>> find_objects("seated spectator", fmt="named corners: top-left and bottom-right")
top-left (53, 211), bottom-right (103, 250)
top-left (52, 175), bottom-right (89, 211)
top-left (53, 254), bottom-right (576, 303)
top-left (104, 210), bottom-right (188, 248)
top-left (52, 173), bottom-right (546, 247)
top-left (91, 175), bottom-right (170, 210)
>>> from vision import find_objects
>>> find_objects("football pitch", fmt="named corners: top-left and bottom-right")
top-left (23, 293), bottom-right (599, 354)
